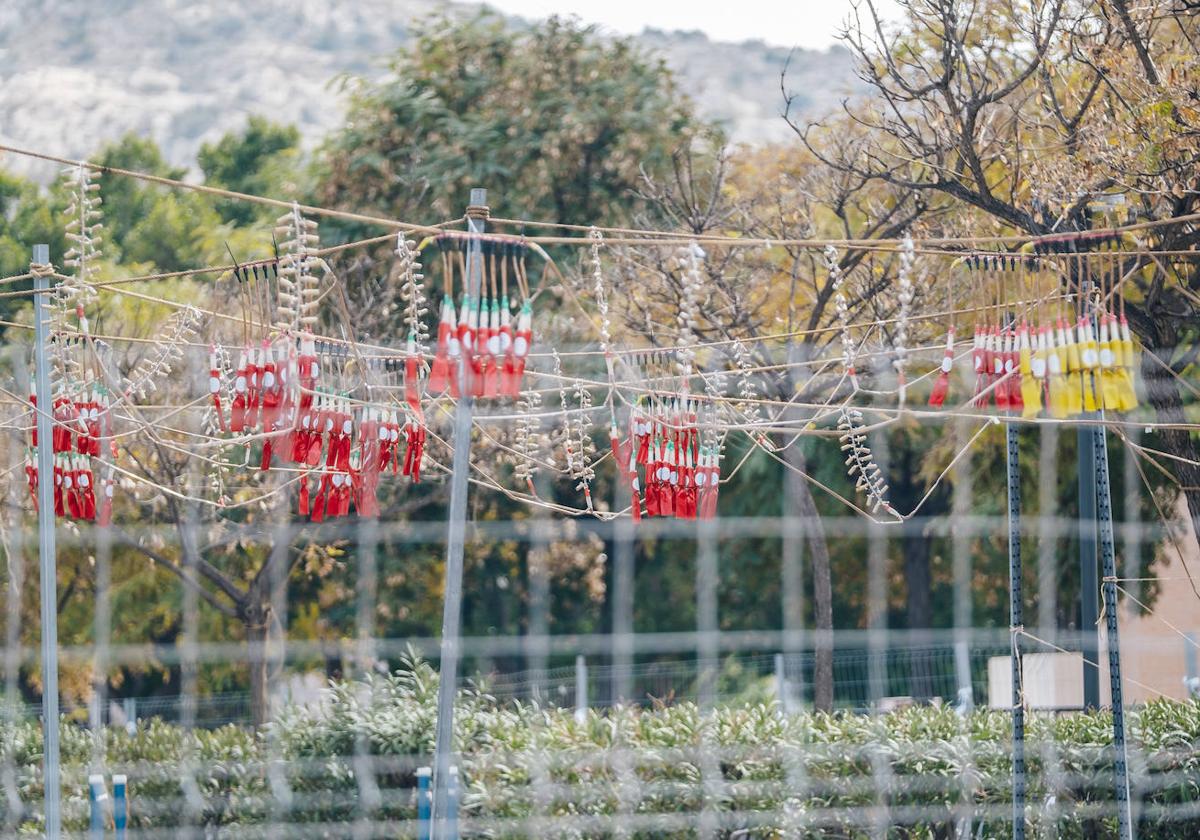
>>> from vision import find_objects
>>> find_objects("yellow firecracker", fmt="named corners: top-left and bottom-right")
top-left (1117, 315), bottom-right (1139, 411)
top-left (1019, 323), bottom-right (1042, 418)
top-left (1078, 317), bottom-right (1099, 413)
top-left (1060, 318), bottom-right (1083, 416)
top-left (1041, 327), bottom-right (1065, 419)
top-left (1098, 315), bottom-right (1121, 410)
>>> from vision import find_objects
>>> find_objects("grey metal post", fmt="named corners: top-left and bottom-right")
top-left (1005, 423), bottom-right (1026, 840)
top-left (611, 479), bottom-right (634, 705)
top-left (574, 655), bottom-right (588, 722)
top-left (1079, 424), bottom-right (1100, 709)
top-left (1186, 633), bottom-right (1199, 697)
top-left (696, 520), bottom-right (718, 709)
top-left (953, 641), bottom-right (972, 713)
top-left (1093, 427), bottom-right (1134, 839)
top-left (774, 653), bottom-right (790, 713)
top-left (866, 429), bottom-right (889, 709)
top-left (431, 189), bottom-right (486, 839)
top-left (32, 244), bottom-right (62, 839)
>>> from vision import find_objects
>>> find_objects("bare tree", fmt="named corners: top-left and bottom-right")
top-left (796, 0), bottom-right (1200, 541)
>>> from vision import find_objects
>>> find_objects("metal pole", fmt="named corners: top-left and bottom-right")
top-left (447, 766), bottom-right (460, 840)
top-left (696, 520), bottom-right (718, 709)
top-left (1005, 423), bottom-right (1026, 840)
top-left (1079, 425), bottom-right (1100, 708)
top-left (32, 244), bottom-right (62, 840)
top-left (1093, 427), bottom-right (1134, 840)
top-left (574, 655), bottom-right (588, 722)
top-left (774, 653), bottom-right (789, 713)
top-left (611, 479), bottom-right (634, 705)
top-left (430, 189), bottom-right (486, 839)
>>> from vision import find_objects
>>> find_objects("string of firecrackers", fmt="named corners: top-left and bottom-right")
top-left (892, 233), bottom-right (916, 406)
top-left (594, 231), bottom-right (721, 521)
top-left (838, 407), bottom-right (899, 519)
top-left (826, 244), bottom-right (859, 393)
top-left (551, 351), bottom-right (597, 511)
top-left (605, 243), bottom-right (722, 522)
top-left (817, 243), bottom-right (901, 518)
top-left (23, 164), bottom-right (118, 525)
top-left (425, 231), bottom-right (534, 400)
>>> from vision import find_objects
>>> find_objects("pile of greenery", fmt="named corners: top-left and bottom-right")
top-left (2, 660), bottom-right (1198, 838)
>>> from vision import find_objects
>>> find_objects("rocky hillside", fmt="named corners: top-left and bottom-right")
top-left (0, 0), bottom-right (857, 179)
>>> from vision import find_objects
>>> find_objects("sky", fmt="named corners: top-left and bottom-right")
top-left (483, 0), bottom-right (903, 50)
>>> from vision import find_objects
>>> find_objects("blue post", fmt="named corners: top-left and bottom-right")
top-left (88, 774), bottom-right (106, 840)
top-left (113, 774), bottom-right (127, 839)
top-left (417, 766), bottom-right (432, 840)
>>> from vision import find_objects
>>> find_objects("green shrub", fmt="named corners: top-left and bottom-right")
top-left (1, 659), bottom-right (1198, 838)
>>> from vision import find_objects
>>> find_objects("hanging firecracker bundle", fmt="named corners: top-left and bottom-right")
top-left (288, 346), bottom-right (421, 522)
top-left (222, 255), bottom-right (283, 442)
top-left (634, 395), bottom-right (717, 521)
top-left (26, 358), bottom-right (112, 523)
top-left (927, 238), bottom-right (1139, 418)
top-left (397, 232), bottom-right (428, 483)
top-left (425, 232), bottom-right (534, 400)
top-left (401, 342), bottom-right (427, 484)
top-left (607, 350), bottom-right (718, 522)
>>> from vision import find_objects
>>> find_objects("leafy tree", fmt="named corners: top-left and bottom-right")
top-left (318, 12), bottom-right (700, 239)
top-left (92, 134), bottom-right (221, 272)
top-left (0, 171), bottom-right (65, 321)
top-left (198, 117), bottom-right (303, 226)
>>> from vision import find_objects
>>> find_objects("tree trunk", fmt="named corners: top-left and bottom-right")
top-left (1140, 350), bottom-right (1200, 550)
top-left (787, 446), bottom-right (835, 712)
top-left (244, 607), bottom-right (270, 727)
top-left (903, 533), bottom-right (934, 701)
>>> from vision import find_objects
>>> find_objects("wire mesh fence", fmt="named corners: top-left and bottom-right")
top-left (1, 255), bottom-right (1199, 838)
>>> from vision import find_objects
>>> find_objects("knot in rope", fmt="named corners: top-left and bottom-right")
top-left (465, 203), bottom-right (490, 221)
top-left (30, 262), bottom-right (55, 278)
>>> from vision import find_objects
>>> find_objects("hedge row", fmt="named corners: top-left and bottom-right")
top-left (2, 659), bottom-right (1198, 838)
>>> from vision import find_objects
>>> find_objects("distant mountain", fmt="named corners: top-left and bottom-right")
top-left (0, 0), bottom-right (858, 180)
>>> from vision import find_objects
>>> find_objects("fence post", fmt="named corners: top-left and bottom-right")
top-left (1005, 422), bottom-right (1026, 840)
top-left (774, 653), bottom-right (790, 713)
top-left (122, 698), bottom-right (137, 735)
top-left (953, 641), bottom-right (973, 713)
top-left (448, 766), bottom-right (460, 840)
top-left (32, 244), bottom-right (63, 840)
top-left (1079, 424), bottom-right (1101, 709)
top-left (1093, 426), bottom-right (1134, 839)
top-left (112, 774), bottom-right (127, 840)
top-left (575, 655), bottom-right (588, 723)
top-left (1186, 633), bottom-right (1199, 698)
top-left (431, 189), bottom-right (487, 839)
top-left (417, 766), bottom-right (432, 840)
top-left (87, 774), bottom-right (106, 840)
